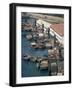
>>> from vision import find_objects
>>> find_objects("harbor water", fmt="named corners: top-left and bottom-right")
top-left (21, 31), bottom-right (49, 77)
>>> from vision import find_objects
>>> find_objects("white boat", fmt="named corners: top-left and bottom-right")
top-left (45, 42), bottom-right (52, 48)
top-left (39, 60), bottom-right (49, 70)
top-left (31, 42), bottom-right (36, 46)
top-left (26, 34), bottom-right (32, 40)
top-left (38, 33), bottom-right (44, 38)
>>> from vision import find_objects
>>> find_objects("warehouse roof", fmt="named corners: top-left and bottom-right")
top-left (50, 24), bottom-right (64, 36)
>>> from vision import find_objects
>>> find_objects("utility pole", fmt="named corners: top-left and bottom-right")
top-left (48, 28), bottom-right (50, 38)
top-left (42, 24), bottom-right (44, 32)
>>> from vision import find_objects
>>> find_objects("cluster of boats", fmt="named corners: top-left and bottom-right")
top-left (25, 29), bottom-right (57, 50)
top-left (22, 53), bottom-right (49, 70)
top-left (22, 53), bottom-right (64, 75)
top-left (22, 22), bottom-right (64, 75)
top-left (22, 23), bottom-right (33, 31)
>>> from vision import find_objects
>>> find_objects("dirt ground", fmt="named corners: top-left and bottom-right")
top-left (30, 13), bottom-right (64, 24)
